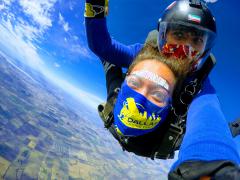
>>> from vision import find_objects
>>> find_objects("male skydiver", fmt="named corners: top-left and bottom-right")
top-left (84, 0), bottom-right (240, 178)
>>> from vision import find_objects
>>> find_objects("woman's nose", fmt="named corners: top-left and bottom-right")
top-left (137, 87), bottom-right (149, 99)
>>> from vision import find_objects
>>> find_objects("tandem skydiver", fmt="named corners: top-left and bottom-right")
top-left (84, 0), bottom-right (240, 178)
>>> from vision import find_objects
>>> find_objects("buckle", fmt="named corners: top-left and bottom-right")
top-left (229, 119), bottom-right (240, 137)
top-left (153, 123), bottom-right (184, 159)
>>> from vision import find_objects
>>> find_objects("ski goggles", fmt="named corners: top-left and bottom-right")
top-left (125, 70), bottom-right (171, 107)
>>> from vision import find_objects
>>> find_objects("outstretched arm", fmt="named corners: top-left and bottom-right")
top-left (169, 78), bottom-right (240, 178)
top-left (174, 79), bottom-right (240, 166)
top-left (85, 0), bottom-right (143, 67)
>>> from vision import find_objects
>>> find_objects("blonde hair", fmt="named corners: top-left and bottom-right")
top-left (128, 45), bottom-right (192, 84)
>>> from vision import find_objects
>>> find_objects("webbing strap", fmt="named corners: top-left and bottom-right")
top-left (172, 54), bottom-right (216, 120)
top-left (98, 88), bottom-right (119, 128)
top-left (153, 123), bottom-right (183, 159)
top-left (152, 54), bottom-right (216, 159)
top-left (229, 119), bottom-right (240, 137)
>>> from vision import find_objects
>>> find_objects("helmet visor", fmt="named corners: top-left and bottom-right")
top-left (158, 21), bottom-right (216, 59)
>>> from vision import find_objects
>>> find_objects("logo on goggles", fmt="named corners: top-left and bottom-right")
top-left (118, 98), bottom-right (161, 130)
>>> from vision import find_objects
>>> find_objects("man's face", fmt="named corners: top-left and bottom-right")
top-left (166, 26), bottom-right (207, 53)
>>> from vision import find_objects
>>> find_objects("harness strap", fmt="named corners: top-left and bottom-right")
top-left (172, 54), bottom-right (217, 118)
top-left (98, 88), bottom-right (119, 128)
top-left (229, 119), bottom-right (240, 137)
top-left (153, 123), bottom-right (183, 159)
top-left (152, 54), bottom-right (216, 159)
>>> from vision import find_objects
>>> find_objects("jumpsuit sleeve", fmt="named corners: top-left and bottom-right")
top-left (171, 78), bottom-right (240, 171)
top-left (85, 17), bottom-right (143, 67)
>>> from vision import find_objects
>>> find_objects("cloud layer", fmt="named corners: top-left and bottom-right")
top-left (0, 0), bottom-right (102, 109)
top-left (203, 0), bottom-right (218, 3)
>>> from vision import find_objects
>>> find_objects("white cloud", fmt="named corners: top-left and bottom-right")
top-left (0, 20), bottom-right (44, 70)
top-left (0, 50), bottom-right (41, 85)
top-left (15, 18), bottom-right (42, 41)
top-left (0, 0), bottom-right (13, 11)
top-left (0, 0), bottom-right (102, 110)
top-left (2, 0), bottom-right (14, 6)
top-left (38, 70), bottom-right (104, 109)
top-left (19, 0), bottom-right (57, 30)
top-left (203, 0), bottom-right (218, 3)
top-left (63, 23), bottom-right (70, 32)
top-left (0, 0), bottom-right (91, 65)
top-left (0, 4), bottom-right (5, 11)
top-left (68, 0), bottom-right (76, 11)
top-left (0, 19), bottom-right (103, 110)
top-left (69, 44), bottom-right (91, 59)
top-left (54, 62), bottom-right (60, 68)
top-left (0, 0), bottom-right (58, 69)
top-left (73, 36), bottom-right (79, 40)
top-left (57, 13), bottom-right (91, 59)
top-left (59, 13), bottom-right (70, 32)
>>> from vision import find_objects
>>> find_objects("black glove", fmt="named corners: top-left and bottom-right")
top-left (168, 160), bottom-right (239, 180)
top-left (84, 0), bottom-right (109, 18)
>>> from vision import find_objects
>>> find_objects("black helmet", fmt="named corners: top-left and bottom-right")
top-left (158, 0), bottom-right (217, 71)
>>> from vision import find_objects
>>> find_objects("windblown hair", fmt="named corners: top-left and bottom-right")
top-left (128, 44), bottom-right (193, 91)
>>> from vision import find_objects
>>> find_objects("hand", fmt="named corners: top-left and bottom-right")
top-left (84, 0), bottom-right (109, 18)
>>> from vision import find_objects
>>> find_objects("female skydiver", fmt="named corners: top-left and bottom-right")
top-left (84, 0), bottom-right (240, 178)
top-left (110, 44), bottom-right (191, 137)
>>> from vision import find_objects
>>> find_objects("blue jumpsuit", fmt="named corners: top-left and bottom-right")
top-left (85, 17), bottom-right (240, 168)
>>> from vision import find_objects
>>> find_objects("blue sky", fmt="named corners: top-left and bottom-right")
top-left (0, 0), bottom-right (239, 126)
top-left (0, 0), bottom-right (105, 109)
top-left (107, 0), bottom-right (240, 122)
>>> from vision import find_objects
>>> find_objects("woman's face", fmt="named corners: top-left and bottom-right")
top-left (126, 59), bottom-right (176, 107)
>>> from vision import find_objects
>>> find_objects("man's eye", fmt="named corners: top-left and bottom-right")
top-left (173, 31), bottom-right (186, 40)
top-left (192, 37), bottom-right (204, 46)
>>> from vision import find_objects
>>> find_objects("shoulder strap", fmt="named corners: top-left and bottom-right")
top-left (173, 54), bottom-right (217, 119)
top-left (98, 88), bottom-right (119, 128)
